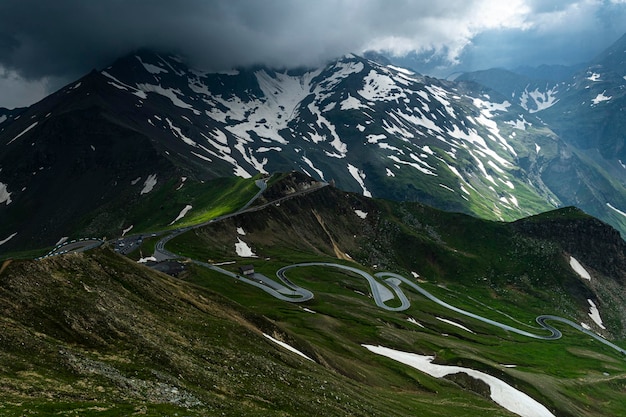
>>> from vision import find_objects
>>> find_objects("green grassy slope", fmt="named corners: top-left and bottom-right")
top-left (3, 176), bottom-right (626, 416)
top-left (1, 250), bottom-right (531, 417)
top-left (165, 182), bottom-right (626, 416)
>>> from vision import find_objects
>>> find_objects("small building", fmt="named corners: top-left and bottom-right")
top-left (239, 265), bottom-right (255, 276)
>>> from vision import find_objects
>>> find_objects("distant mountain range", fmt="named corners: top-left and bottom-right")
top-left (3, 33), bottom-right (626, 253)
top-left (3, 33), bottom-right (626, 417)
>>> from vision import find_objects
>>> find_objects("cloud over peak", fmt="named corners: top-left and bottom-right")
top-left (1, 0), bottom-right (625, 108)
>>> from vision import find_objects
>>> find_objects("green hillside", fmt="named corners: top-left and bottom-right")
top-left (3, 176), bottom-right (624, 416)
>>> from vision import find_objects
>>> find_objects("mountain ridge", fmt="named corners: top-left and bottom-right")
top-left (3, 35), bottom-right (626, 254)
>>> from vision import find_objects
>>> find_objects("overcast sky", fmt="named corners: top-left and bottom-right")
top-left (2, 0), bottom-right (626, 108)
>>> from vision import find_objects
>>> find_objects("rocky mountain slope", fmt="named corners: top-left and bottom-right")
top-left (10, 46), bottom-right (626, 255)
top-left (458, 33), bottom-right (626, 236)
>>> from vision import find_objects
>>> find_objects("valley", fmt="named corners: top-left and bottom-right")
top-left (2, 28), bottom-right (626, 417)
top-left (19, 171), bottom-right (625, 417)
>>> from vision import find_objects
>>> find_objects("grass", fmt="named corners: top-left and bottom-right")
top-left (126, 176), bottom-right (261, 233)
top-left (163, 194), bottom-right (626, 417)
top-left (0, 400), bottom-right (202, 417)
top-left (180, 254), bottom-right (626, 416)
top-left (5, 174), bottom-right (626, 416)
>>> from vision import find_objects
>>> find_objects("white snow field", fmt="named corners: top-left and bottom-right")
top-left (363, 345), bottom-right (555, 417)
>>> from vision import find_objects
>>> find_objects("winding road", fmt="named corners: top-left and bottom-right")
top-left (150, 181), bottom-right (626, 357)
top-left (273, 263), bottom-right (626, 356)
top-left (43, 176), bottom-right (626, 357)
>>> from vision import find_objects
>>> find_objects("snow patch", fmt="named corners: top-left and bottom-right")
top-left (263, 334), bottom-right (314, 362)
top-left (237, 227), bottom-right (246, 235)
top-left (569, 256), bottom-right (591, 281)
top-left (54, 237), bottom-right (69, 246)
top-left (175, 177), bottom-right (187, 191)
top-left (137, 83), bottom-right (200, 114)
top-left (363, 345), bottom-right (555, 417)
top-left (587, 72), bottom-right (601, 81)
top-left (235, 237), bottom-right (257, 257)
top-left (302, 156), bottom-right (326, 181)
top-left (520, 86), bottom-right (559, 113)
top-left (140, 174), bottom-right (158, 195)
top-left (7, 121), bottom-right (38, 145)
top-left (504, 116), bottom-right (531, 130)
top-left (166, 118), bottom-right (198, 146)
top-left (591, 91), bottom-right (611, 105)
top-left (122, 225), bottom-right (133, 237)
top-left (406, 317), bottom-right (424, 328)
top-left (0, 232), bottom-right (17, 246)
top-left (169, 205), bottom-right (193, 225)
top-left (136, 55), bottom-right (169, 74)
top-left (138, 256), bottom-right (158, 263)
top-left (607, 203), bottom-right (626, 218)
top-left (347, 164), bottom-right (372, 197)
top-left (436, 317), bottom-right (475, 334)
top-left (354, 209), bottom-right (368, 219)
top-left (340, 94), bottom-right (368, 110)
top-left (587, 299), bottom-right (606, 330)
top-left (0, 182), bottom-right (12, 205)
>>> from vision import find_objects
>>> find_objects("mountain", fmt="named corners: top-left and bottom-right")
top-left (457, 33), bottom-right (626, 237)
top-left (0, 49), bottom-right (601, 254)
top-left (2, 174), bottom-right (626, 416)
top-left (3, 39), bottom-right (626, 417)
top-left (0, 106), bottom-right (24, 128)
top-left (456, 68), bottom-right (563, 113)
top-left (4, 37), bottom-right (626, 254)
top-left (540, 33), bottom-right (626, 158)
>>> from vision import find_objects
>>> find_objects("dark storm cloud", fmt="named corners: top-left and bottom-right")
top-left (0, 0), bottom-right (512, 81)
top-left (2, 0), bottom-right (626, 108)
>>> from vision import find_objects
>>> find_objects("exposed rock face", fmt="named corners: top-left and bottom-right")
top-left (512, 207), bottom-right (626, 282)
